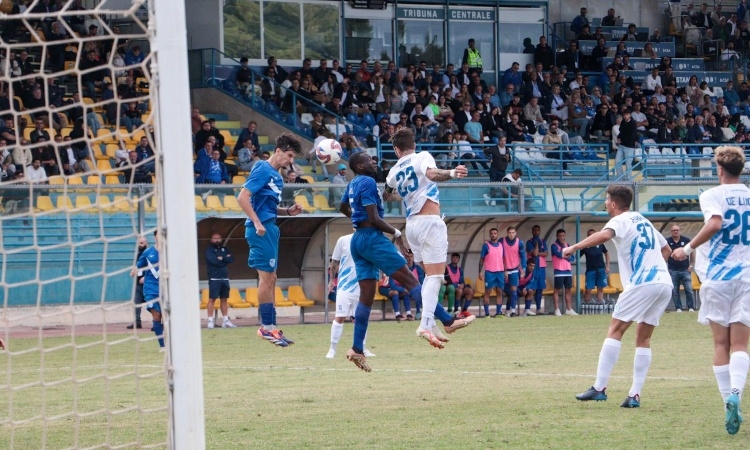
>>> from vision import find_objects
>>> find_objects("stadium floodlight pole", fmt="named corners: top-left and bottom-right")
top-left (152, 0), bottom-right (206, 448)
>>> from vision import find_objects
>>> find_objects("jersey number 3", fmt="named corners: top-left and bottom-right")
top-left (636, 223), bottom-right (656, 250)
top-left (395, 166), bottom-right (418, 197)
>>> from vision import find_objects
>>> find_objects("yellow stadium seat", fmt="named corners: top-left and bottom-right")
top-left (219, 130), bottom-right (236, 147)
top-left (232, 175), bottom-right (245, 185)
top-left (97, 159), bottom-right (114, 173)
top-left (75, 196), bottom-right (99, 213)
top-left (223, 195), bottom-right (242, 212)
top-left (288, 286), bottom-right (315, 307)
top-left (61, 127), bottom-right (73, 137)
top-left (105, 175), bottom-right (122, 185)
top-left (578, 274), bottom-right (586, 292)
top-left (87, 175), bottom-right (102, 187)
top-left (199, 288), bottom-right (220, 310)
top-left (313, 194), bottom-right (335, 211)
top-left (244, 287), bottom-right (260, 307)
top-left (608, 273), bottom-right (624, 292)
top-left (36, 196), bottom-right (54, 212)
top-left (48, 175), bottom-right (65, 186)
top-left (95, 195), bottom-right (117, 213)
top-left (68, 175), bottom-right (84, 185)
top-left (295, 195), bottom-right (314, 213)
top-left (194, 195), bottom-right (209, 212)
top-left (602, 274), bottom-right (619, 299)
top-left (205, 195), bottom-right (228, 212)
top-left (228, 288), bottom-right (252, 308)
top-left (56, 195), bottom-right (74, 211)
top-left (111, 195), bottom-right (134, 212)
top-left (275, 287), bottom-right (293, 307)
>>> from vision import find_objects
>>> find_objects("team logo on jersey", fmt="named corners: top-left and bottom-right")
top-left (269, 258), bottom-right (276, 268)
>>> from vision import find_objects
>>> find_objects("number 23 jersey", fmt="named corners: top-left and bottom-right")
top-left (695, 184), bottom-right (750, 282)
top-left (385, 151), bottom-right (439, 218)
top-left (604, 211), bottom-right (671, 290)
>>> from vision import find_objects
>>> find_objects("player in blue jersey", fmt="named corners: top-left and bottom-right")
top-left (340, 152), bottom-right (471, 371)
top-left (237, 133), bottom-right (303, 347)
top-left (564, 185), bottom-right (673, 408)
top-left (672, 146), bottom-right (750, 435)
top-left (135, 231), bottom-right (164, 350)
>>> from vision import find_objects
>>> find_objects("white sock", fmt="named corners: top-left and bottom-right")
top-left (594, 338), bottom-right (622, 391)
top-left (420, 275), bottom-right (443, 330)
top-left (330, 321), bottom-right (344, 347)
top-left (223, 316), bottom-right (230, 323)
top-left (714, 364), bottom-right (731, 402)
top-left (730, 351), bottom-right (750, 400)
top-left (628, 347), bottom-right (652, 398)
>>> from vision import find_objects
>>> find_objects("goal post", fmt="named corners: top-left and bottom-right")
top-left (152, 0), bottom-right (207, 447)
top-left (0, 0), bottom-right (205, 447)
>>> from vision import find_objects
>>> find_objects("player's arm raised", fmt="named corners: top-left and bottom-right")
top-left (563, 229), bottom-right (614, 257)
top-left (425, 165), bottom-right (468, 181)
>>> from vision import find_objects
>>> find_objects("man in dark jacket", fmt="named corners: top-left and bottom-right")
top-left (127, 236), bottom-right (149, 329)
top-left (205, 233), bottom-right (235, 329)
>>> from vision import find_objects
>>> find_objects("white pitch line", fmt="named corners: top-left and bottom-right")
top-left (2, 364), bottom-right (707, 383)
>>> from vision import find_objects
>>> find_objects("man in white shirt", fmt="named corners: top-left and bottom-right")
top-left (565, 185), bottom-right (672, 408)
top-left (630, 103), bottom-right (648, 133)
top-left (672, 146), bottom-right (750, 435)
top-left (642, 68), bottom-right (662, 96)
top-left (25, 159), bottom-right (48, 184)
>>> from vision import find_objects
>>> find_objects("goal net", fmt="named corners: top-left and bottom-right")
top-left (0, 1), bottom-right (204, 448)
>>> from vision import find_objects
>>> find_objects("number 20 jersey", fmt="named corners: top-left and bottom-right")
top-left (695, 184), bottom-right (750, 282)
top-left (604, 211), bottom-right (671, 290)
top-left (385, 151), bottom-right (439, 218)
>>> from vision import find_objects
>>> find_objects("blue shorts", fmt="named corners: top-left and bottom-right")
top-left (484, 271), bottom-right (504, 290)
top-left (506, 270), bottom-right (520, 287)
top-left (527, 266), bottom-right (546, 291)
top-left (208, 279), bottom-right (230, 299)
top-left (246, 219), bottom-right (279, 273)
top-left (144, 295), bottom-right (161, 313)
top-left (586, 268), bottom-right (608, 289)
top-left (554, 275), bottom-right (573, 289)
top-left (350, 228), bottom-right (406, 281)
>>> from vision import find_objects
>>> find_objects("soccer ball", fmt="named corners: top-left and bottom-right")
top-left (315, 139), bottom-right (342, 164)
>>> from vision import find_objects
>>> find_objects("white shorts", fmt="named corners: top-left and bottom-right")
top-left (405, 215), bottom-right (448, 265)
top-left (612, 283), bottom-right (672, 326)
top-left (335, 290), bottom-right (359, 318)
top-left (698, 280), bottom-right (750, 328)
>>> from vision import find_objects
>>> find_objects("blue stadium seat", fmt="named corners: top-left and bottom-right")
top-left (346, 113), bottom-right (360, 125)
top-left (361, 113), bottom-right (375, 129)
top-left (264, 102), bottom-right (280, 114)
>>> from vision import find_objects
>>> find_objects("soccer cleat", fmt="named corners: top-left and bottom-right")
top-left (222, 319), bottom-right (236, 328)
top-left (726, 393), bottom-right (743, 435)
top-left (458, 310), bottom-right (473, 319)
top-left (576, 386), bottom-right (607, 401)
top-left (431, 326), bottom-right (451, 343)
top-left (257, 327), bottom-right (289, 347)
top-left (207, 319), bottom-right (215, 329)
top-left (346, 348), bottom-right (372, 372)
top-left (676, 309), bottom-right (682, 313)
top-left (326, 349), bottom-right (336, 359)
top-left (395, 314), bottom-right (404, 322)
top-left (525, 310), bottom-right (536, 316)
top-left (566, 309), bottom-right (579, 316)
top-left (417, 326), bottom-right (445, 349)
top-left (406, 314), bottom-right (414, 321)
top-left (277, 330), bottom-right (295, 345)
top-left (363, 349), bottom-right (376, 357)
top-left (689, 308), bottom-right (695, 312)
top-left (554, 309), bottom-right (562, 317)
top-left (620, 394), bottom-right (640, 408)
top-left (444, 315), bottom-right (476, 334)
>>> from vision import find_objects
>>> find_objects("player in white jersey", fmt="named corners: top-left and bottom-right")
top-left (672, 146), bottom-right (750, 435)
top-left (384, 128), bottom-right (475, 348)
top-left (563, 185), bottom-right (673, 408)
top-left (326, 234), bottom-right (375, 359)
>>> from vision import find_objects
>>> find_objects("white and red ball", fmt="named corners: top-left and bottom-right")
top-left (315, 138), bottom-right (343, 164)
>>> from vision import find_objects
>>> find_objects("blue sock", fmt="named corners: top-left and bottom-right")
top-left (525, 299), bottom-right (532, 310)
top-left (403, 295), bottom-right (411, 313)
top-left (259, 303), bottom-right (274, 326)
top-left (496, 303), bottom-right (502, 315)
top-left (510, 290), bottom-right (518, 310)
top-left (462, 299), bottom-right (472, 311)
top-left (484, 303), bottom-right (490, 316)
top-left (153, 320), bottom-right (164, 348)
top-left (352, 303), bottom-right (371, 353)
top-left (434, 302), bottom-right (452, 323)
top-left (272, 305), bottom-right (277, 325)
top-left (535, 289), bottom-right (543, 310)
top-left (390, 294), bottom-right (400, 314)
